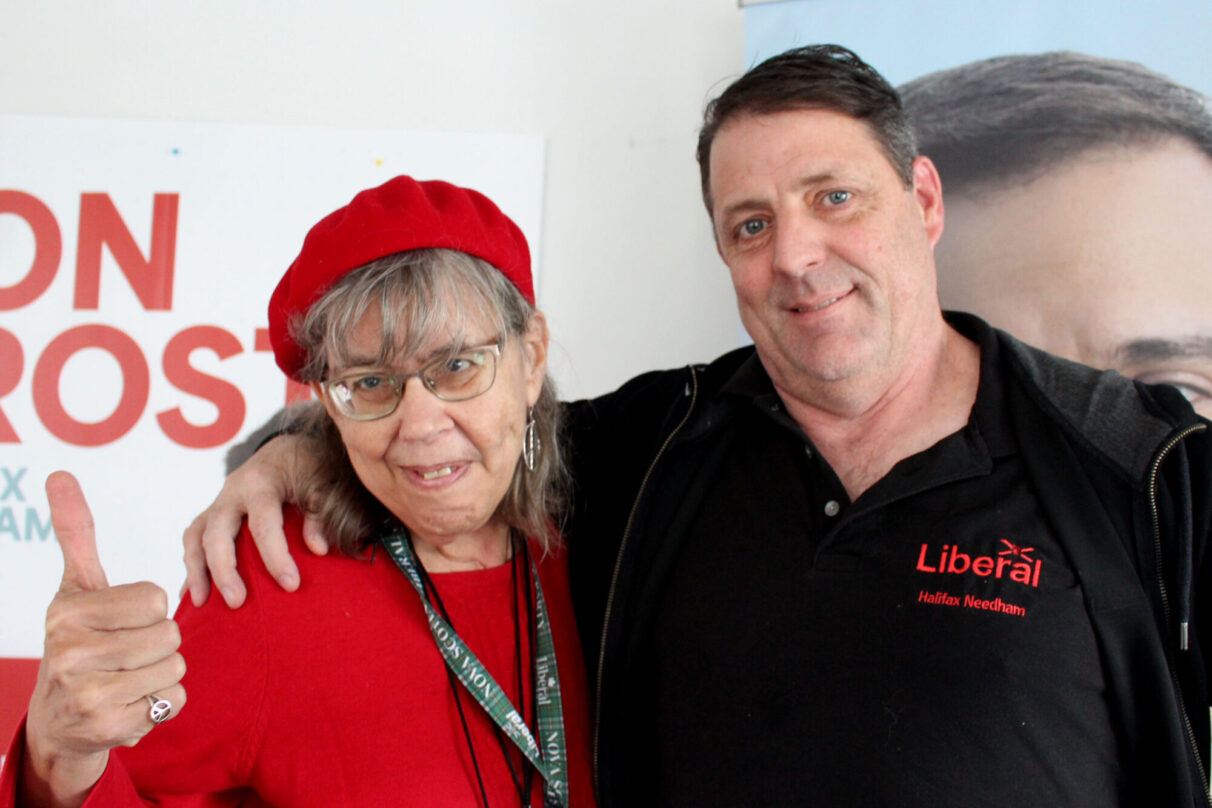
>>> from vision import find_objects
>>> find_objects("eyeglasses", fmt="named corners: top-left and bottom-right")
top-left (321, 340), bottom-right (502, 421)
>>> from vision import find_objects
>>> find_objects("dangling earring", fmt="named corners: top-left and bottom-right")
top-left (523, 408), bottom-right (540, 471)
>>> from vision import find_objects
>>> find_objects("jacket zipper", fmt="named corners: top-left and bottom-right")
top-left (592, 368), bottom-right (699, 793)
top-left (1148, 421), bottom-right (1210, 800)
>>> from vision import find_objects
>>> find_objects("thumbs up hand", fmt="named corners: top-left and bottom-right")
top-left (21, 472), bottom-right (187, 808)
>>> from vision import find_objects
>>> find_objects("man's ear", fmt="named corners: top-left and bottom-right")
top-left (912, 156), bottom-right (945, 247)
top-left (520, 310), bottom-right (550, 407)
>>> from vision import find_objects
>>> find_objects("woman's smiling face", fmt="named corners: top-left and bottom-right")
top-left (319, 302), bottom-right (547, 554)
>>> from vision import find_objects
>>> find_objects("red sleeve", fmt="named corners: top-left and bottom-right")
top-left (0, 717), bottom-right (145, 808)
top-left (0, 717), bottom-right (239, 808)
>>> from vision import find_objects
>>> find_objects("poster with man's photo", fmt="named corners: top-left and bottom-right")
top-left (745, 0), bottom-right (1212, 420)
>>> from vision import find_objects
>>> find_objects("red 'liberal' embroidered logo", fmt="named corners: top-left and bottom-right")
top-left (915, 539), bottom-right (1042, 588)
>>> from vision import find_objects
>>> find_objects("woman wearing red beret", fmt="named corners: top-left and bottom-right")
top-left (3, 177), bottom-right (596, 808)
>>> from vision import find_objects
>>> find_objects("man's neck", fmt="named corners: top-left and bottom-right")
top-left (774, 322), bottom-right (981, 501)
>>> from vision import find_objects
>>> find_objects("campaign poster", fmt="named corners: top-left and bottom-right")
top-left (0, 118), bottom-right (544, 753)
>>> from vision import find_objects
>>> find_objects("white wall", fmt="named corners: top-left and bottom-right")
top-left (0, 0), bottom-right (746, 401)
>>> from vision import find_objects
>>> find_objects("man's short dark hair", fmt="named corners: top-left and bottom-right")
top-left (900, 51), bottom-right (1212, 195)
top-left (696, 44), bottom-right (918, 216)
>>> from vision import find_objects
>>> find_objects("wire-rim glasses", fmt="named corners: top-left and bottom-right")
top-left (321, 340), bottom-right (502, 421)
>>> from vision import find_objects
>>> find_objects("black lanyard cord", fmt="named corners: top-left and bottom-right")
top-left (412, 534), bottom-right (537, 808)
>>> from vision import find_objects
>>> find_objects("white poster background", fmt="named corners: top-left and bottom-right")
top-left (0, 116), bottom-right (545, 659)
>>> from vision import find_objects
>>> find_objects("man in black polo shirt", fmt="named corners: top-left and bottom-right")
top-left (185, 45), bottom-right (1212, 807)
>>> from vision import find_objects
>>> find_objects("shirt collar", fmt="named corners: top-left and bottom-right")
top-left (716, 315), bottom-right (1017, 460)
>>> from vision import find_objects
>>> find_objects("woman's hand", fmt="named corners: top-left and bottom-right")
top-left (21, 472), bottom-right (186, 808)
top-left (181, 433), bottom-right (329, 609)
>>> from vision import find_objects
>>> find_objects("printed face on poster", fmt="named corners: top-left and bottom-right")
top-left (0, 116), bottom-right (545, 666)
top-left (744, 0), bottom-right (1212, 419)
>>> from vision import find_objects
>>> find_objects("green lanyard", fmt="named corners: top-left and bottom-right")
top-left (383, 532), bottom-right (569, 808)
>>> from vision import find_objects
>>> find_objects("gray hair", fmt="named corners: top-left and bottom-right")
top-left (290, 248), bottom-right (567, 555)
top-left (900, 51), bottom-right (1212, 195)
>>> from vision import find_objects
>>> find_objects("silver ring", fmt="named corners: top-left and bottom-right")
top-left (147, 694), bottom-right (172, 724)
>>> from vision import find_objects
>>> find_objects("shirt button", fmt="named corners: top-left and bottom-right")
top-left (824, 500), bottom-right (840, 517)
top-left (804, 446), bottom-right (813, 459)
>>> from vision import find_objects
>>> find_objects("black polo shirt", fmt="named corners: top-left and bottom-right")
top-left (651, 331), bottom-right (1124, 806)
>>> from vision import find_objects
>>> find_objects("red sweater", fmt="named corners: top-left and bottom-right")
top-left (1, 509), bottom-right (596, 807)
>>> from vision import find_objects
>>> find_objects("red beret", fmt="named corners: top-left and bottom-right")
top-left (268, 175), bottom-right (534, 380)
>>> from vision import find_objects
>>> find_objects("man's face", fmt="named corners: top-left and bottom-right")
top-left (936, 139), bottom-right (1212, 417)
top-left (709, 109), bottom-right (944, 404)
